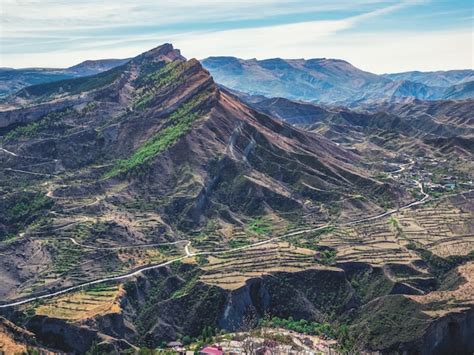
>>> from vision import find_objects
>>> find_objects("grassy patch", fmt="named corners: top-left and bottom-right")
top-left (374, 172), bottom-right (391, 182)
top-left (247, 217), bottom-right (271, 235)
top-left (348, 268), bottom-right (393, 304)
top-left (170, 274), bottom-right (200, 299)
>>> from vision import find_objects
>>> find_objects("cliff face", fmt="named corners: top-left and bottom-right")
top-left (74, 264), bottom-right (399, 347)
top-left (416, 309), bottom-right (474, 355)
top-left (26, 315), bottom-right (98, 353)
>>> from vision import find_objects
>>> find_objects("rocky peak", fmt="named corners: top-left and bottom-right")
top-left (131, 43), bottom-right (186, 66)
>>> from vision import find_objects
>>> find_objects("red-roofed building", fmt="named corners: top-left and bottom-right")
top-left (200, 345), bottom-right (223, 355)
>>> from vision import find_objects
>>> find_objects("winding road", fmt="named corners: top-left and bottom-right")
top-left (0, 147), bottom-right (18, 157)
top-left (63, 237), bottom-right (190, 251)
top-left (0, 160), bottom-right (434, 309)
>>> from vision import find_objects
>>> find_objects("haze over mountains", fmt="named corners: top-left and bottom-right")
top-left (202, 57), bottom-right (474, 106)
top-left (0, 44), bottom-right (473, 354)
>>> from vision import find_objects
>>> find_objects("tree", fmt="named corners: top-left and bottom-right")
top-left (182, 335), bottom-right (192, 345)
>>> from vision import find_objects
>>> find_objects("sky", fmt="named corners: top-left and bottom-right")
top-left (0, 0), bottom-right (473, 73)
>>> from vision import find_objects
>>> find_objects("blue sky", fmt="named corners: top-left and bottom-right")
top-left (1, 0), bottom-right (472, 72)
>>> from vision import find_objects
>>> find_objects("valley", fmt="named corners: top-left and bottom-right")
top-left (0, 44), bottom-right (473, 354)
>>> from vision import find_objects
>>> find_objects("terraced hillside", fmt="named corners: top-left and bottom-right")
top-left (0, 44), bottom-right (473, 354)
top-left (0, 44), bottom-right (406, 301)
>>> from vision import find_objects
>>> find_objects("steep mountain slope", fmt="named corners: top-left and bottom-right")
top-left (240, 95), bottom-right (474, 179)
top-left (1, 44), bottom-right (473, 354)
top-left (0, 58), bottom-right (129, 98)
top-left (0, 44), bottom-right (402, 301)
top-left (202, 57), bottom-right (474, 106)
top-left (242, 96), bottom-right (474, 140)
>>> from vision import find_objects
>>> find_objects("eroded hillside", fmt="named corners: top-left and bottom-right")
top-left (0, 44), bottom-right (473, 354)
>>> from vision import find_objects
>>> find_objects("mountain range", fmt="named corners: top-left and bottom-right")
top-left (3, 55), bottom-right (473, 108)
top-left (202, 57), bottom-right (474, 106)
top-left (0, 44), bottom-right (473, 354)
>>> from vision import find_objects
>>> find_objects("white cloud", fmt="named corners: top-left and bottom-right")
top-left (0, 0), bottom-right (471, 72)
top-left (2, 0), bottom-right (394, 34)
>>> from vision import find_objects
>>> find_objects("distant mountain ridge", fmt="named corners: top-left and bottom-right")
top-left (202, 56), bottom-right (474, 106)
top-left (382, 69), bottom-right (474, 87)
top-left (0, 58), bottom-right (130, 98)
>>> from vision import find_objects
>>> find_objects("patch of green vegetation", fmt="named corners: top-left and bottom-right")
top-left (247, 217), bottom-right (271, 235)
top-left (109, 115), bottom-right (199, 176)
top-left (228, 238), bottom-right (252, 248)
top-left (134, 61), bottom-right (177, 86)
top-left (388, 216), bottom-right (398, 229)
top-left (134, 91), bottom-right (156, 111)
top-left (133, 61), bottom-right (185, 110)
top-left (327, 202), bottom-right (342, 218)
top-left (0, 191), bottom-right (54, 241)
top-left (85, 284), bottom-right (117, 295)
top-left (286, 226), bottom-right (335, 251)
top-left (170, 274), bottom-right (200, 299)
top-left (7, 193), bottom-right (53, 221)
top-left (105, 91), bottom-right (210, 178)
top-left (155, 244), bottom-right (178, 256)
top-left (81, 102), bottom-right (98, 114)
top-left (47, 239), bottom-right (83, 274)
top-left (128, 265), bottom-right (211, 339)
top-left (374, 172), bottom-right (391, 181)
top-left (196, 254), bottom-right (209, 266)
top-left (349, 268), bottom-right (394, 304)
top-left (410, 189), bottom-right (423, 200)
top-left (4, 108), bottom-right (75, 140)
top-left (67, 221), bottom-right (110, 244)
top-left (319, 248), bottom-right (337, 265)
